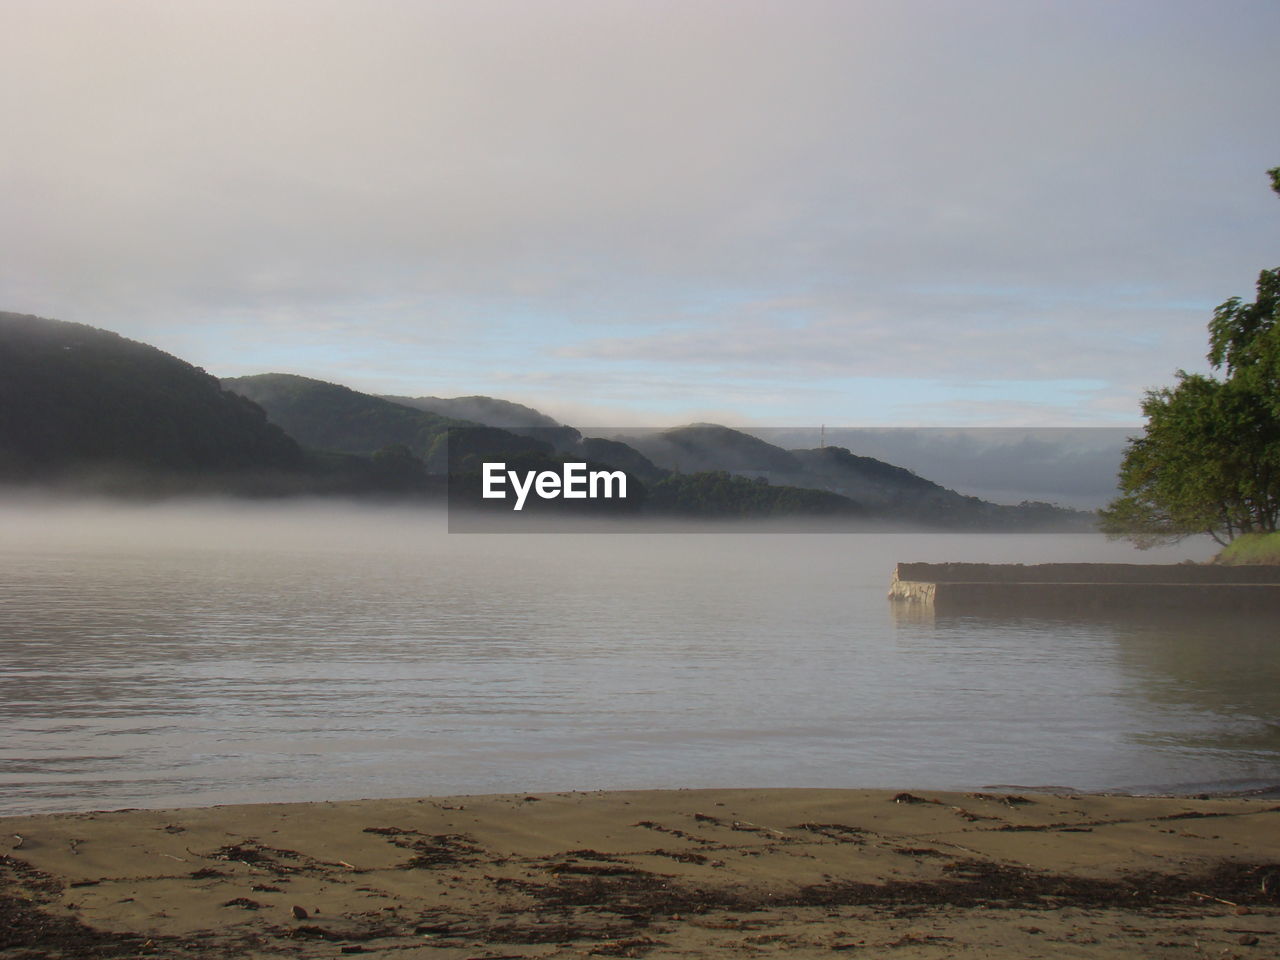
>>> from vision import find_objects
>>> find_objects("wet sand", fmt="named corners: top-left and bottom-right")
top-left (3, 788), bottom-right (1279, 958)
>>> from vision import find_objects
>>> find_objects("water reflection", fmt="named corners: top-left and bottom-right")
top-left (902, 607), bottom-right (1280, 793)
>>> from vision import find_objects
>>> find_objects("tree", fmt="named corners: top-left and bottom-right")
top-left (1100, 169), bottom-right (1280, 547)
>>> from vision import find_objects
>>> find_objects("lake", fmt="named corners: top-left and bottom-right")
top-left (2, 499), bottom-right (1275, 815)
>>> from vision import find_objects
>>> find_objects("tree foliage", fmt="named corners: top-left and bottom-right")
top-left (1100, 169), bottom-right (1280, 546)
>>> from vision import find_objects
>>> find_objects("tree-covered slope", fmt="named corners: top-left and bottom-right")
top-left (0, 312), bottom-right (302, 477)
top-left (579, 437), bottom-right (666, 483)
top-left (223, 373), bottom-right (467, 461)
top-left (647, 470), bottom-right (862, 518)
top-left (631, 423), bottom-right (801, 474)
top-left (384, 394), bottom-right (582, 451)
top-left (383, 394), bottom-right (561, 429)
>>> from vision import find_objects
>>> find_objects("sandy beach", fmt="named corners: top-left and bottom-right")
top-left (3, 788), bottom-right (1278, 959)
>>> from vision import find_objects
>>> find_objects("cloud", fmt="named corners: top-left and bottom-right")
top-left (556, 291), bottom-right (1210, 387)
top-left (2, 0), bottom-right (1278, 423)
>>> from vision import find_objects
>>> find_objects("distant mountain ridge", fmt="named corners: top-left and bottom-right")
top-left (235, 377), bottom-right (1087, 528)
top-left (627, 423), bottom-right (1088, 529)
top-left (0, 312), bottom-right (1093, 527)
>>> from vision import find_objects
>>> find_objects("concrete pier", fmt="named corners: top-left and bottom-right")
top-left (889, 562), bottom-right (1280, 613)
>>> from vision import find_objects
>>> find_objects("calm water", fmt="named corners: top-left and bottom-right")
top-left (2, 500), bottom-right (1276, 815)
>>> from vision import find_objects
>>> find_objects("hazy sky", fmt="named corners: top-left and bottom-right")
top-left (3, 0), bottom-right (1278, 426)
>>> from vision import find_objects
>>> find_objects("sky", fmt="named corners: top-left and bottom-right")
top-left (3, 0), bottom-right (1278, 427)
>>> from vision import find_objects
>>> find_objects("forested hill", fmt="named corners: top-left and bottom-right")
top-left (629, 424), bottom-right (1092, 530)
top-left (222, 373), bottom-right (466, 464)
top-left (228, 374), bottom-right (662, 481)
top-left (382, 393), bottom-right (582, 452)
top-left (0, 312), bottom-right (302, 479)
top-left (383, 394), bottom-right (561, 429)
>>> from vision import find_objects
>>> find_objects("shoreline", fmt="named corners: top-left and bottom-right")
top-left (8, 778), bottom-right (1280, 822)
top-left (4, 787), bottom-right (1278, 958)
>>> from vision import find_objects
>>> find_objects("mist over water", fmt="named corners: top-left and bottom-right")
top-left (3, 499), bottom-right (1274, 816)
